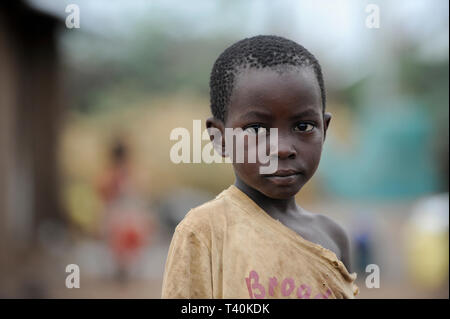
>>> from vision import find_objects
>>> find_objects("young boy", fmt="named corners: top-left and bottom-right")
top-left (162, 35), bottom-right (358, 299)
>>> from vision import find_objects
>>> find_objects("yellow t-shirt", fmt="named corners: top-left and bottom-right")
top-left (161, 185), bottom-right (359, 299)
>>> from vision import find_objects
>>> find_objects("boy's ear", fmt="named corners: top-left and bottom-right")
top-left (206, 117), bottom-right (227, 157)
top-left (323, 112), bottom-right (332, 142)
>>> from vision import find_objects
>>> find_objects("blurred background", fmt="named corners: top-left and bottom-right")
top-left (0, 0), bottom-right (448, 298)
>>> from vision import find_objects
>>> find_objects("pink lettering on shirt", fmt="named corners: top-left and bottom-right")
top-left (268, 277), bottom-right (278, 296)
top-left (245, 270), bottom-right (266, 299)
top-left (245, 270), bottom-right (333, 299)
top-left (281, 278), bottom-right (295, 296)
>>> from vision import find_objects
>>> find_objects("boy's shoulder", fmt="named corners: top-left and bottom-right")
top-left (313, 212), bottom-right (349, 243)
top-left (174, 187), bottom-right (237, 237)
top-left (306, 210), bottom-right (352, 270)
top-left (180, 195), bottom-right (225, 225)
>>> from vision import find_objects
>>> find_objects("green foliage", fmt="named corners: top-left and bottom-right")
top-left (62, 22), bottom-right (236, 114)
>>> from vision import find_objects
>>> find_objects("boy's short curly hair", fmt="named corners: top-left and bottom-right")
top-left (209, 35), bottom-right (326, 122)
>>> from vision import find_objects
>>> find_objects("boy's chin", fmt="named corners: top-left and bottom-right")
top-left (259, 185), bottom-right (301, 200)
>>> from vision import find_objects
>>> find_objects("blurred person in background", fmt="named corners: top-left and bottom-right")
top-left (96, 137), bottom-right (156, 283)
top-left (97, 139), bottom-right (132, 205)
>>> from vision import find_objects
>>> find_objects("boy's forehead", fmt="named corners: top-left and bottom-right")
top-left (227, 66), bottom-right (322, 118)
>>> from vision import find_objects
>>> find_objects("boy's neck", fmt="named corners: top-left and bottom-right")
top-left (234, 177), bottom-right (300, 216)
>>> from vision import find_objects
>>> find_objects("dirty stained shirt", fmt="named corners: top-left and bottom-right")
top-left (161, 185), bottom-right (359, 299)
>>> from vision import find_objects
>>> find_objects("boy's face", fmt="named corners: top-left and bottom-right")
top-left (208, 66), bottom-right (331, 200)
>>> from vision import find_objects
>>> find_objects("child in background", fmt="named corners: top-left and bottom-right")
top-left (97, 139), bottom-right (154, 282)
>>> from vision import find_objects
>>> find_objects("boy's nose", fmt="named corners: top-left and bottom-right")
top-left (278, 146), bottom-right (297, 160)
top-left (271, 138), bottom-right (297, 160)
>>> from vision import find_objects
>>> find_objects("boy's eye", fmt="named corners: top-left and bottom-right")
top-left (294, 123), bottom-right (315, 132)
top-left (244, 125), bottom-right (267, 135)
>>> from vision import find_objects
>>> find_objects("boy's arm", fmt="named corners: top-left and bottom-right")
top-left (330, 221), bottom-right (353, 273)
top-left (318, 214), bottom-right (353, 273)
top-left (338, 229), bottom-right (352, 273)
top-left (161, 224), bottom-right (213, 298)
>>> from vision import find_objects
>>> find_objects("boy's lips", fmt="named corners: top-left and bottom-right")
top-left (264, 169), bottom-right (302, 177)
top-left (263, 170), bottom-right (303, 185)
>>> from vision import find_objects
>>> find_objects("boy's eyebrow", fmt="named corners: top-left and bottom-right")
top-left (239, 110), bottom-right (272, 121)
top-left (238, 108), bottom-right (321, 121)
top-left (290, 108), bottom-right (321, 119)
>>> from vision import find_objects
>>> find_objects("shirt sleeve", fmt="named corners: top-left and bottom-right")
top-left (161, 224), bottom-right (213, 298)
